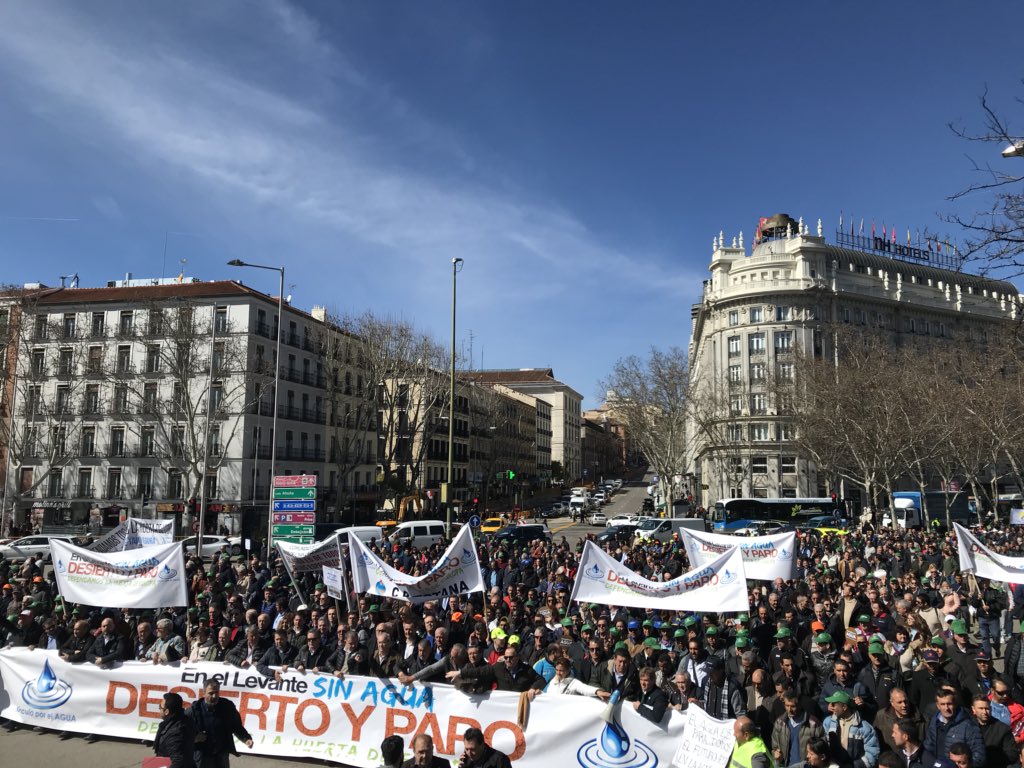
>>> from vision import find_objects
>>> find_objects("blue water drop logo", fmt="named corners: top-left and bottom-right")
top-left (461, 547), bottom-right (475, 564)
top-left (719, 568), bottom-right (737, 585)
top-left (56, 559), bottom-right (67, 574)
top-left (576, 690), bottom-right (658, 768)
top-left (158, 564), bottom-right (178, 580)
top-left (779, 547), bottom-right (793, 560)
top-left (599, 719), bottom-right (630, 758)
top-left (375, 580), bottom-right (387, 593)
top-left (21, 660), bottom-right (73, 710)
top-left (584, 563), bottom-right (604, 580)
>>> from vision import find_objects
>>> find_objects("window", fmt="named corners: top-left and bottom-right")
top-left (779, 424), bottom-right (796, 440)
top-left (87, 346), bottom-right (103, 374)
top-left (62, 313), bottom-right (77, 338)
top-left (85, 384), bottom-right (100, 414)
top-left (855, 309), bottom-right (867, 325)
top-left (209, 425), bottom-right (222, 457)
top-left (920, 320), bottom-right (930, 335)
top-left (171, 427), bottom-right (185, 457)
top-left (77, 469), bottom-right (93, 498)
top-left (842, 308), bottom-right (851, 323)
top-left (148, 309), bottom-right (163, 336)
top-left (143, 382), bottom-right (158, 413)
top-left (91, 312), bottom-right (105, 337)
top-left (728, 310), bottom-right (739, 326)
top-left (749, 307), bottom-right (763, 323)
top-left (31, 349), bottom-right (45, 376)
top-left (774, 306), bottom-right (789, 322)
top-left (751, 456), bottom-right (768, 474)
top-left (119, 311), bottom-right (134, 335)
top-left (727, 336), bottom-right (741, 357)
top-left (26, 385), bottom-right (42, 414)
top-left (137, 468), bottom-right (153, 499)
top-left (116, 345), bottom-right (131, 373)
top-left (110, 427), bottom-right (126, 457)
top-left (141, 426), bottom-right (155, 456)
top-left (204, 473), bottom-right (218, 499)
top-left (728, 457), bottom-right (743, 474)
top-left (58, 348), bottom-right (74, 376)
top-left (168, 470), bottom-right (183, 499)
top-left (107, 468), bottom-right (123, 498)
top-left (145, 345), bottom-right (160, 373)
top-left (749, 362), bottom-right (766, 382)
top-left (749, 423), bottom-right (770, 441)
top-left (214, 307), bottom-right (228, 333)
top-left (113, 384), bottom-right (129, 414)
top-left (81, 427), bottom-right (96, 458)
top-left (55, 386), bottom-right (71, 414)
top-left (729, 395), bottom-right (742, 416)
top-left (52, 426), bottom-right (67, 456)
top-left (748, 333), bottom-right (766, 354)
top-left (774, 331), bottom-right (793, 352)
top-left (781, 456), bottom-right (797, 475)
top-left (728, 365), bottom-right (742, 383)
top-left (727, 424), bottom-right (742, 442)
top-left (48, 472), bottom-right (64, 498)
top-left (34, 314), bottom-right (48, 339)
top-left (172, 382), bottom-right (185, 415)
top-left (777, 362), bottom-right (795, 381)
top-left (749, 393), bottom-right (768, 414)
top-left (210, 383), bottom-right (223, 412)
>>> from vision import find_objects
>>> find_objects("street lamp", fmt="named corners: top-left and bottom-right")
top-left (446, 257), bottom-right (464, 537)
top-left (227, 258), bottom-right (284, 557)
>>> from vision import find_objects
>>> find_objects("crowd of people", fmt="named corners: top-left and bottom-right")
top-left (4, 518), bottom-right (1024, 768)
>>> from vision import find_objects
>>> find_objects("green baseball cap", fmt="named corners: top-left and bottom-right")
top-left (614, 641), bottom-right (628, 651)
top-left (683, 616), bottom-right (697, 627)
top-left (736, 613), bottom-right (749, 623)
top-left (581, 624), bottom-right (593, 633)
top-left (930, 636), bottom-right (946, 646)
top-left (642, 619), bottom-right (654, 627)
top-left (815, 632), bottom-right (833, 644)
top-left (673, 629), bottom-right (687, 639)
top-left (868, 642), bottom-right (885, 655)
top-left (950, 620), bottom-right (967, 635)
top-left (825, 691), bottom-right (852, 705)
top-left (705, 626), bottom-right (719, 636)
top-left (774, 627), bottom-right (793, 639)
top-left (643, 637), bottom-right (660, 649)
top-left (560, 618), bottom-right (573, 627)
top-left (735, 637), bottom-right (750, 648)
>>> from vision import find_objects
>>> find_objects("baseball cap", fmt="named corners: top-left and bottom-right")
top-left (705, 626), bottom-right (719, 636)
top-left (581, 624), bottom-right (593, 633)
top-left (684, 616), bottom-right (697, 627)
top-left (735, 637), bottom-right (750, 648)
top-left (736, 613), bottom-right (749, 623)
top-left (643, 637), bottom-right (660, 649)
top-left (706, 655), bottom-right (725, 669)
top-left (825, 691), bottom-right (852, 705)
top-left (868, 642), bottom-right (885, 655)
top-left (507, 634), bottom-right (521, 646)
top-left (774, 627), bottom-right (793, 639)
top-left (815, 632), bottom-right (833, 644)
top-left (560, 618), bottom-right (573, 627)
top-left (811, 620), bottom-right (825, 632)
top-left (930, 636), bottom-right (946, 647)
top-left (451, 612), bottom-right (464, 622)
top-left (976, 651), bottom-right (992, 662)
top-left (642, 619), bottom-right (654, 628)
top-left (627, 620), bottom-right (639, 630)
top-left (856, 614), bottom-right (871, 624)
top-left (950, 619), bottom-right (967, 636)
top-left (490, 628), bottom-right (507, 640)
top-left (923, 650), bottom-right (940, 663)
top-left (673, 629), bottom-right (687, 639)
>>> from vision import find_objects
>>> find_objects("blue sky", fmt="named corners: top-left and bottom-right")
top-left (0, 2), bottom-right (1021, 408)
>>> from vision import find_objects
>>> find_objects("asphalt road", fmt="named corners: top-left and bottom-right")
top-left (538, 476), bottom-right (653, 547)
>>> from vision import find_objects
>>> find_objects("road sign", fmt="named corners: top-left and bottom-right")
top-left (273, 487), bottom-right (317, 500)
top-left (272, 512), bottom-right (316, 525)
top-left (272, 500), bottom-right (316, 512)
top-left (468, 514), bottom-right (481, 528)
top-left (277, 535), bottom-right (314, 545)
top-left (273, 524), bottom-right (315, 537)
top-left (273, 475), bottom-right (317, 489)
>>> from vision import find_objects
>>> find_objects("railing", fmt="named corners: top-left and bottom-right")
top-left (276, 446), bottom-right (325, 462)
top-left (277, 405), bottom-right (325, 424)
top-left (255, 321), bottom-right (274, 339)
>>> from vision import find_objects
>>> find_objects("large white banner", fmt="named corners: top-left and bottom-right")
top-left (955, 523), bottom-right (1024, 581)
top-left (276, 535), bottom-right (343, 573)
top-left (0, 649), bottom-right (684, 768)
top-left (50, 539), bottom-right (188, 608)
top-left (680, 528), bottom-right (796, 581)
top-left (570, 541), bottom-right (749, 612)
top-left (349, 524), bottom-right (484, 603)
top-left (89, 518), bottom-right (175, 553)
top-left (671, 705), bottom-right (735, 768)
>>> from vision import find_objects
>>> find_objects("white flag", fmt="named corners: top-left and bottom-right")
top-left (50, 539), bottom-right (187, 608)
top-left (88, 518), bottom-right (174, 552)
top-left (681, 528), bottom-right (796, 581)
top-left (570, 540), bottom-right (749, 612)
top-left (349, 524), bottom-right (483, 604)
top-left (954, 523), bottom-right (1024, 581)
top-left (276, 535), bottom-right (344, 573)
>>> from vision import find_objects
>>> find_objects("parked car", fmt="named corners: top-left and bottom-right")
top-left (492, 524), bottom-right (551, 545)
top-left (540, 503), bottom-right (567, 519)
top-left (605, 514), bottom-right (637, 528)
top-left (587, 511), bottom-right (607, 526)
top-left (0, 534), bottom-right (74, 562)
top-left (592, 491), bottom-right (609, 506)
top-left (596, 525), bottom-right (637, 545)
top-left (185, 535), bottom-right (245, 557)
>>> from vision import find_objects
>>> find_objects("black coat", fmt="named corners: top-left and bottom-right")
top-left (154, 713), bottom-right (197, 768)
top-left (594, 663), bottom-right (642, 702)
top-left (635, 685), bottom-right (669, 724)
top-left (87, 633), bottom-right (128, 665)
top-left (460, 661), bottom-right (546, 693)
top-left (188, 697), bottom-right (252, 758)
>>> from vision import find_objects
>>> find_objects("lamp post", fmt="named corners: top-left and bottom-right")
top-left (446, 257), bottom-right (464, 537)
top-left (227, 258), bottom-right (284, 557)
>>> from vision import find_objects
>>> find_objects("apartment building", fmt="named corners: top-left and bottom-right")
top-left (0, 278), bottom-right (376, 536)
top-left (685, 213), bottom-right (1020, 510)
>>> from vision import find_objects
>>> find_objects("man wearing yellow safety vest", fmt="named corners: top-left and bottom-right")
top-left (731, 715), bottom-right (776, 768)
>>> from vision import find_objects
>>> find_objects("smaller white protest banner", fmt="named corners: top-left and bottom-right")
top-left (276, 535), bottom-right (343, 573)
top-left (349, 524), bottom-right (483, 603)
top-left (1012, 509), bottom-right (1024, 526)
top-left (570, 541), bottom-right (749, 612)
top-left (955, 523), bottom-right (1024, 582)
top-left (322, 566), bottom-right (347, 600)
top-left (681, 528), bottom-right (796, 581)
top-left (88, 518), bottom-right (175, 552)
top-left (50, 539), bottom-right (187, 608)
top-left (671, 705), bottom-right (734, 768)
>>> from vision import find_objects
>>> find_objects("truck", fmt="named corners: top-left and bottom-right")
top-left (888, 491), bottom-right (973, 529)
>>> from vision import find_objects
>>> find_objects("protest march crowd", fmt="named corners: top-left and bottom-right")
top-left (4, 514), bottom-right (1024, 768)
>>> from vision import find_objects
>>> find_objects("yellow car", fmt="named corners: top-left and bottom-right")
top-left (480, 517), bottom-right (504, 535)
top-left (812, 526), bottom-right (851, 537)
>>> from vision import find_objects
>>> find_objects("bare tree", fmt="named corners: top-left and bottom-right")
top-left (601, 347), bottom-right (690, 514)
top-left (945, 85), bottom-right (1024, 278)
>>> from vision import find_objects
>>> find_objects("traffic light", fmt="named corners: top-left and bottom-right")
top-left (507, 470), bottom-right (516, 480)
top-left (830, 491), bottom-right (838, 503)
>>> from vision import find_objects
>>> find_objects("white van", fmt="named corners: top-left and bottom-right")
top-left (391, 520), bottom-right (446, 549)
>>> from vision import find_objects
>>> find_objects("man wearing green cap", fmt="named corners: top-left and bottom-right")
top-left (823, 690), bottom-right (880, 768)
top-left (855, 641), bottom-right (898, 722)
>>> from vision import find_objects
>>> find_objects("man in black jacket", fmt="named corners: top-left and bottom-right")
top-left (971, 693), bottom-right (1018, 768)
top-left (402, 734), bottom-right (451, 768)
top-left (255, 630), bottom-right (298, 677)
top-left (58, 620), bottom-right (94, 664)
top-left (189, 680), bottom-right (253, 768)
top-left (451, 647), bottom-right (545, 697)
top-left (87, 616), bottom-right (128, 667)
top-left (154, 692), bottom-right (196, 768)
top-left (632, 667), bottom-right (668, 724)
top-left (594, 647), bottom-right (642, 702)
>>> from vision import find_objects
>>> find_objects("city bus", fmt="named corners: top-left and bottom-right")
top-left (710, 497), bottom-right (842, 532)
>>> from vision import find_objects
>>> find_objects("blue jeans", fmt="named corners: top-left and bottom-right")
top-left (979, 617), bottom-right (1003, 654)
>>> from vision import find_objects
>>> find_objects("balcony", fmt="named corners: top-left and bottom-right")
top-left (285, 332), bottom-right (301, 349)
top-left (250, 445), bottom-right (272, 460)
top-left (279, 366), bottom-right (302, 384)
top-left (276, 446), bottom-right (325, 462)
top-left (249, 402), bottom-right (274, 418)
top-left (302, 371), bottom-right (326, 388)
top-left (277, 405), bottom-right (325, 424)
